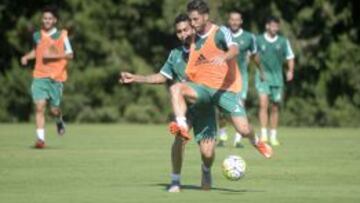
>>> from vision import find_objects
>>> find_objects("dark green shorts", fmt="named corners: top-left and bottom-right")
top-left (255, 80), bottom-right (283, 103)
top-left (31, 78), bottom-right (63, 107)
top-left (187, 82), bottom-right (246, 117)
top-left (187, 103), bottom-right (217, 143)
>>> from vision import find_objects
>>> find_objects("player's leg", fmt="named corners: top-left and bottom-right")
top-left (230, 115), bottom-right (272, 158)
top-left (48, 81), bottom-right (65, 135)
top-left (34, 100), bottom-right (47, 148)
top-left (169, 83), bottom-right (197, 139)
top-left (215, 90), bottom-right (272, 158)
top-left (258, 94), bottom-right (269, 142)
top-left (199, 138), bottom-right (216, 190)
top-left (269, 87), bottom-right (282, 146)
top-left (169, 82), bottom-right (211, 140)
top-left (217, 112), bottom-right (228, 146)
top-left (191, 104), bottom-right (217, 190)
top-left (31, 78), bottom-right (50, 148)
top-left (168, 136), bottom-right (186, 192)
top-left (234, 85), bottom-right (248, 148)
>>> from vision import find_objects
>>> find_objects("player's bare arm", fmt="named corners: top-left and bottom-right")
top-left (286, 58), bottom-right (295, 81)
top-left (21, 49), bottom-right (36, 66)
top-left (119, 72), bottom-right (167, 84)
top-left (254, 54), bottom-right (266, 81)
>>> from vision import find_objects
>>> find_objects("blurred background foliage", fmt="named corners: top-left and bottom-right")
top-left (0, 0), bottom-right (359, 126)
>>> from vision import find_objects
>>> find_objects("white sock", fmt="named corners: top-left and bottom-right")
top-left (176, 116), bottom-right (188, 129)
top-left (270, 129), bottom-right (277, 140)
top-left (36, 129), bottom-right (45, 141)
top-left (171, 173), bottom-right (181, 182)
top-left (261, 128), bottom-right (268, 138)
top-left (234, 133), bottom-right (242, 143)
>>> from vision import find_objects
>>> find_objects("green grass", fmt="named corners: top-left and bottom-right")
top-left (0, 124), bottom-right (359, 203)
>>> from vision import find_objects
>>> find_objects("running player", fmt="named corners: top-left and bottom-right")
top-left (255, 16), bottom-right (295, 146)
top-left (21, 6), bottom-right (73, 148)
top-left (169, 0), bottom-right (272, 161)
top-left (119, 14), bottom-right (217, 192)
top-left (217, 9), bottom-right (258, 148)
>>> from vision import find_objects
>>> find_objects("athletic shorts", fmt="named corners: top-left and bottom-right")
top-left (31, 78), bottom-right (63, 107)
top-left (187, 82), bottom-right (246, 117)
top-left (187, 103), bottom-right (217, 143)
top-left (255, 80), bottom-right (283, 103)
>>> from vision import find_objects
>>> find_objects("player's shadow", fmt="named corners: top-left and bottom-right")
top-left (155, 183), bottom-right (265, 193)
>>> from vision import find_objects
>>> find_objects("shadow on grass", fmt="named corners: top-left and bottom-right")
top-left (154, 183), bottom-right (265, 193)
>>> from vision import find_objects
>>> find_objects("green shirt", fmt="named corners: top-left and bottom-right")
top-left (256, 33), bottom-right (294, 86)
top-left (194, 25), bottom-right (236, 51)
top-left (232, 29), bottom-right (257, 79)
top-left (160, 46), bottom-right (188, 82)
top-left (33, 28), bottom-right (73, 54)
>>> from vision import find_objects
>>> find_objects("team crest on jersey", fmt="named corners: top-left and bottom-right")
top-left (276, 44), bottom-right (281, 50)
top-left (261, 45), bottom-right (266, 51)
top-left (195, 54), bottom-right (210, 66)
top-left (239, 40), bottom-right (245, 45)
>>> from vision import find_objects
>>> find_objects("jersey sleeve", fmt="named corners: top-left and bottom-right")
top-left (215, 26), bottom-right (237, 50)
top-left (284, 39), bottom-right (295, 59)
top-left (159, 51), bottom-right (175, 80)
top-left (249, 34), bottom-right (257, 54)
top-left (64, 36), bottom-right (73, 54)
top-left (32, 31), bottom-right (41, 45)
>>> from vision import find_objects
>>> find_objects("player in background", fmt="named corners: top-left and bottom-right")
top-left (217, 9), bottom-right (258, 148)
top-left (120, 14), bottom-right (218, 192)
top-left (169, 0), bottom-right (272, 162)
top-left (255, 16), bottom-right (295, 146)
top-left (21, 6), bottom-right (73, 148)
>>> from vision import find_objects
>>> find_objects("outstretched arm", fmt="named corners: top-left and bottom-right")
top-left (21, 49), bottom-right (36, 66)
top-left (119, 72), bottom-right (167, 84)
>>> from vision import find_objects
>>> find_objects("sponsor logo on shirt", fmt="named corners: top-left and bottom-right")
top-left (195, 54), bottom-right (210, 66)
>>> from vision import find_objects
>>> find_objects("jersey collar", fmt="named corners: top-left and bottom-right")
top-left (197, 24), bottom-right (215, 39)
top-left (44, 28), bottom-right (58, 36)
top-left (182, 46), bottom-right (189, 53)
top-left (232, 28), bottom-right (243, 38)
top-left (264, 32), bottom-right (278, 43)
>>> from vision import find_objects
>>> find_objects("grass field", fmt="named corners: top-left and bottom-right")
top-left (0, 124), bottom-right (359, 203)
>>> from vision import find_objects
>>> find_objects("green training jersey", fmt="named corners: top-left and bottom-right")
top-left (232, 29), bottom-right (257, 81)
top-left (159, 46), bottom-right (188, 82)
top-left (194, 24), bottom-right (236, 52)
top-left (256, 33), bottom-right (294, 86)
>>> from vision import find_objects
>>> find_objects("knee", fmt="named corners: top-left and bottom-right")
top-left (201, 148), bottom-right (214, 159)
top-left (271, 104), bottom-right (279, 113)
top-left (35, 105), bottom-right (45, 114)
top-left (50, 108), bottom-right (60, 116)
top-left (259, 100), bottom-right (268, 110)
top-left (169, 83), bottom-right (183, 95)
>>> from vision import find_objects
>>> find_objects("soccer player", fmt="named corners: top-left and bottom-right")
top-left (169, 0), bottom-right (272, 160)
top-left (119, 14), bottom-right (217, 192)
top-left (217, 9), bottom-right (258, 148)
top-left (21, 6), bottom-right (73, 149)
top-left (255, 16), bottom-right (295, 146)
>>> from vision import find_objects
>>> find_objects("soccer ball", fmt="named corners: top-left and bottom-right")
top-left (222, 155), bottom-right (246, 181)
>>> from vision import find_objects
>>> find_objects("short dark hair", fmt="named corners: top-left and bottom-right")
top-left (42, 5), bottom-right (59, 19)
top-left (174, 13), bottom-right (190, 26)
top-left (266, 16), bottom-right (280, 24)
top-left (187, 0), bottom-right (209, 14)
top-left (229, 9), bottom-right (242, 16)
